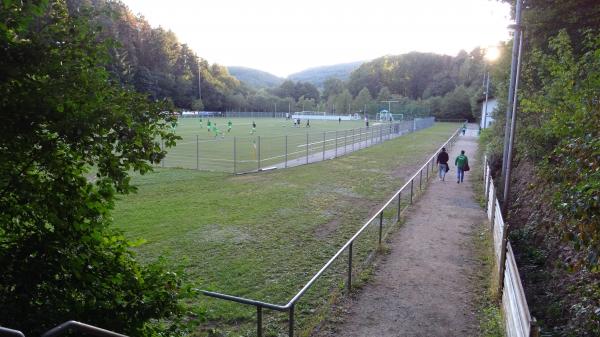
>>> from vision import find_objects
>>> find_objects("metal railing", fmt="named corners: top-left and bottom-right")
top-left (0, 321), bottom-right (127, 337)
top-left (483, 157), bottom-right (539, 337)
top-left (201, 128), bottom-right (461, 337)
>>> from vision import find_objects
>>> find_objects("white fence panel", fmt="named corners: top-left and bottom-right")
top-left (503, 243), bottom-right (532, 337)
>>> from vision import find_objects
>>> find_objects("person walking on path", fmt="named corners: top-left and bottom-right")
top-left (436, 147), bottom-right (449, 181)
top-left (455, 150), bottom-right (469, 183)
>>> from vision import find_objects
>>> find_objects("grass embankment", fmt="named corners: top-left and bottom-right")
top-left (473, 143), bottom-right (504, 337)
top-left (113, 123), bottom-right (458, 336)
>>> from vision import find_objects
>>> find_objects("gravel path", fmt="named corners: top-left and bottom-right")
top-left (322, 127), bottom-right (485, 337)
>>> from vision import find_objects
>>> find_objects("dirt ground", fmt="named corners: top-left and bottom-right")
top-left (314, 127), bottom-right (486, 337)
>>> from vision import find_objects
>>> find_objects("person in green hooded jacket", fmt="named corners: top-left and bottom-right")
top-left (455, 150), bottom-right (469, 183)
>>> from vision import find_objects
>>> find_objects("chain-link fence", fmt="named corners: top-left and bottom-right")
top-left (158, 117), bottom-right (435, 173)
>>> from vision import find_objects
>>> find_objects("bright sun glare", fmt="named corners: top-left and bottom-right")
top-left (485, 46), bottom-right (501, 62)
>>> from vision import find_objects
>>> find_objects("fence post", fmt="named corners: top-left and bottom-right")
top-left (196, 135), bottom-right (199, 170)
top-left (497, 223), bottom-right (509, 297)
top-left (490, 192), bottom-right (497, 231)
top-left (289, 305), bottom-right (295, 337)
top-left (285, 135), bottom-right (288, 168)
top-left (257, 306), bottom-right (263, 337)
top-left (306, 133), bottom-right (309, 164)
top-left (352, 129), bottom-right (355, 152)
top-left (344, 130), bottom-right (347, 154)
top-left (347, 242), bottom-right (353, 293)
top-left (322, 132), bottom-right (326, 161)
top-left (234, 136), bottom-right (237, 174)
top-left (419, 170), bottom-right (423, 190)
top-left (410, 180), bottom-right (414, 204)
top-left (335, 131), bottom-right (338, 158)
top-left (378, 211), bottom-right (384, 245)
top-left (257, 136), bottom-right (261, 171)
top-left (426, 162), bottom-right (429, 181)
top-left (379, 125), bottom-right (383, 143)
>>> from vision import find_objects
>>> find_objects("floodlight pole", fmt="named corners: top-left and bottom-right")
top-left (500, 0), bottom-right (523, 202)
top-left (503, 28), bottom-right (524, 216)
top-left (483, 71), bottom-right (490, 129)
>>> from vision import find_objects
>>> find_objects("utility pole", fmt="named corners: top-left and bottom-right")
top-left (503, 27), bottom-right (524, 214)
top-left (501, 0), bottom-right (523, 201)
top-left (483, 71), bottom-right (490, 129)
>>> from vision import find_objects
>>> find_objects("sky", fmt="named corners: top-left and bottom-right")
top-left (120, 0), bottom-right (512, 78)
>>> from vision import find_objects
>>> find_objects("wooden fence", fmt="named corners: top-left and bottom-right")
top-left (483, 156), bottom-right (539, 337)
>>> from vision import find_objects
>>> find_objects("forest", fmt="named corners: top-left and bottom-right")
top-left (65, 0), bottom-right (489, 121)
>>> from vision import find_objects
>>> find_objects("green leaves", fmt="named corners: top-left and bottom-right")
top-left (0, 0), bottom-right (181, 335)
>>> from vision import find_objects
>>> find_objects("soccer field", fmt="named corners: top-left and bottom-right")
top-left (162, 117), bottom-right (421, 173)
top-left (114, 123), bottom-right (459, 336)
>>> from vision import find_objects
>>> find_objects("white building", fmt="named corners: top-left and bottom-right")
top-left (480, 98), bottom-right (498, 129)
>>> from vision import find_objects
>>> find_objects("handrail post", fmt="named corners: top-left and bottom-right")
top-left (288, 305), bottom-right (295, 337)
top-left (233, 136), bottom-right (237, 174)
top-left (347, 242), bottom-right (353, 293)
top-left (378, 212), bottom-right (384, 244)
top-left (335, 131), bottom-right (338, 158)
top-left (426, 162), bottom-right (429, 181)
top-left (257, 136), bottom-right (261, 171)
top-left (410, 180), bottom-right (414, 204)
top-left (322, 132), bottom-right (326, 161)
top-left (306, 133), bottom-right (309, 164)
top-left (285, 135), bottom-right (288, 168)
top-left (419, 170), bottom-right (423, 190)
top-left (397, 192), bottom-right (402, 220)
top-left (257, 306), bottom-right (263, 337)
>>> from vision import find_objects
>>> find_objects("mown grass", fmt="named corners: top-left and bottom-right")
top-left (113, 123), bottom-right (459, 336)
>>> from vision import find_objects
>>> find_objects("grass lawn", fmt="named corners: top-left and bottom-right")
top-left (163, 117), bottom-right (404, 173)
top-left (113, 122), bottom-right (459, 336)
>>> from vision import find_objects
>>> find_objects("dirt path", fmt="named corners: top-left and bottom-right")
top-left (320, 126), bottom-right (485, 337)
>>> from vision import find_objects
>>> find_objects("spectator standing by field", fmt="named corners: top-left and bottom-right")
top-left (436, 147), bottom-right (449, 181)
top-left (454, 150), bottom-right (469, 184)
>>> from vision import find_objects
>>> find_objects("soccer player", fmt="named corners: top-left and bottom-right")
top-left (207, 119), bottom-right (212, 132)
top-left (212, 123), bottom-right (218, 138)
top-left (199, 117), bottom-right (203, 129)
top-left (251, 121), bottom-right (256, 134)
top-left (228, 120), bottom-right (232, 133)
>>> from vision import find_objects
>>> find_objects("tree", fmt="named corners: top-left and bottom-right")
top-left (0, 1), bottom-right (180, 335)
top-left (353, 87), bottom-right (373, 114)
top-left (334, 89), bottom-right (353, 114)
top-left (440, 86), bottom-right (472, 120)
top-left (322, 78), bottom-right (344, 100)
top-left (377, 86), bottom-right (392, 101)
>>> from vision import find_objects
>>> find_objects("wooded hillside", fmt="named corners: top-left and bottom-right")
top-left (483, 0), bottom-right (599, 335)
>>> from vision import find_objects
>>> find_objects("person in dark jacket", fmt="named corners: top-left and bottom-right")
top-left (436, 147), bottom-right (449, 181)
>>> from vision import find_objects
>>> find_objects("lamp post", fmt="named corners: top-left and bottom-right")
top-left (501, 0), bottom-right (524, 214)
